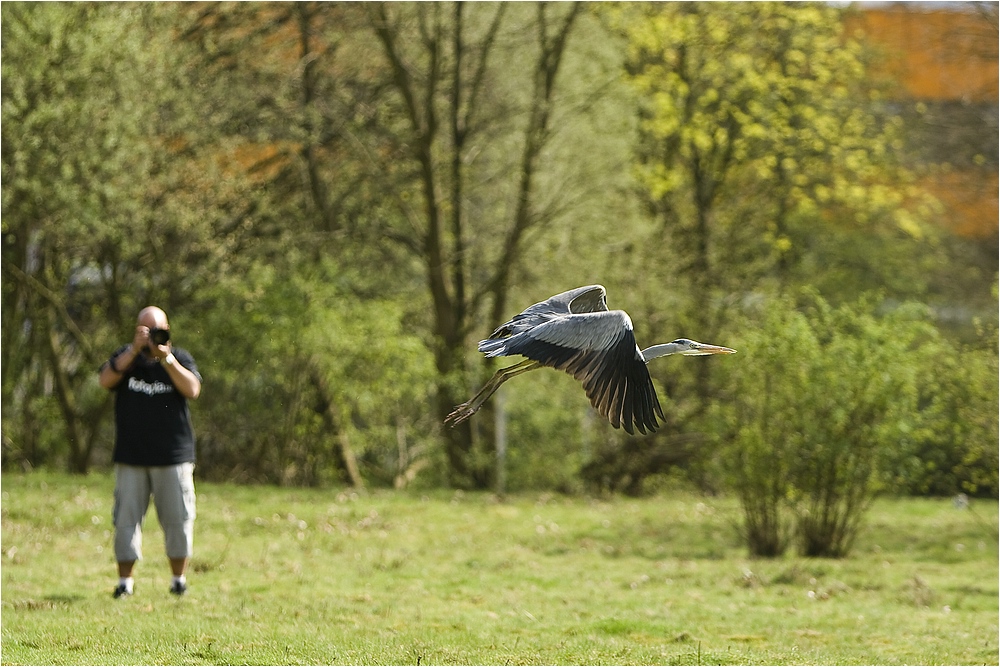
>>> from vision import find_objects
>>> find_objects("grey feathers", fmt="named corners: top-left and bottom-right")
top-left (478, 285), bottom-right (664, 435)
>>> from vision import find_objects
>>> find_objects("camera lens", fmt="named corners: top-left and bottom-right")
top-left (150, 328), bottom-right (170, 345)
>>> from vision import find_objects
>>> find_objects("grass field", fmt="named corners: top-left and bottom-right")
top-left (1, 472), bottom-right (997, 665)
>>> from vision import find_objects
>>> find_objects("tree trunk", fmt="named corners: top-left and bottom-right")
top-left (309, 361), bottom-right (365, 489)
top-left (41, 305), bottom-right (88, 473)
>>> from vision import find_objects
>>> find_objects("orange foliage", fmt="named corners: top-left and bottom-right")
top-left (219, 142), bottom-right (298, 181)
top-left (920, 169), bottom-right (999, 239)
top-left (846, 6), bottom-right (998, 102)
top-left (847, 6), bottom-right (997, 240)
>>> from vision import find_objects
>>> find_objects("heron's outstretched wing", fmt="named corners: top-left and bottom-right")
top-left (484, 285), bottom-right (608, 341)
top-left (482, 309), bottom-right (664, 435)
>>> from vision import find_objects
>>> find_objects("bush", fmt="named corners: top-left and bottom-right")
top-left (716, 305), bottom-right (816, 556)
top-left (715, 294), bottom-right (933, 557)
top-left (892, 331), bottom-right (999, 498)
top-left (191, 262), bottom-right (439, 488)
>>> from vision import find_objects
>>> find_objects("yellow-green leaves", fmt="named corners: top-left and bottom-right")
top-left (614, 1), bottom-right (928, 291)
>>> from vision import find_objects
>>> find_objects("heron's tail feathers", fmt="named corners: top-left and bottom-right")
top-left (481, 311), bottom-right (558, 356)
top-left (478, 337), bottom-right (511, 358)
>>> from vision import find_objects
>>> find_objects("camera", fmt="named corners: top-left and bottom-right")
top-left (149, 328), bottom-right (171, 346)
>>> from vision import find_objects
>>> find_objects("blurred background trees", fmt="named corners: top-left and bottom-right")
top-left (2, 2), bottom-right (996, 522)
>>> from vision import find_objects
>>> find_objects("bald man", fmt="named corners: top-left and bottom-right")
top-left (99, 306), bottom-right (202, 598)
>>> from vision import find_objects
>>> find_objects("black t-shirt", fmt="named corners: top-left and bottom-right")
top-left (104, 345), bottom-right (202, 466)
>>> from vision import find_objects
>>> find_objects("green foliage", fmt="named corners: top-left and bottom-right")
top-left (170, 2), bottom-right (632, 488)
top-left (2, 4), bottom-right (179, 470)
top-left (594, 0), bottom-right (996, 510)
top-left (501, 373), bottom-right (590, 494)
top-left (893, 327), bottom-right (999, 498)
top-left (3, 473), bottom-right (998, 665)
top-left (1, 3), bottom-right (266, 471)
top-left (303, 277), bottom-right (439, 488)
top-left (190, 258), bottom-right (439, 487)
top-left (186, 263), bottom-right (317, 484)
top-left (714, 299), bottom-right (807, 556)
top-left (715, 294), bottom-right (938, 557)
top-left (0, 2), bottom-right (994, 501)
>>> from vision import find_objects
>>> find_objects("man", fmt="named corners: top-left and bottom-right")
top-left (98, 306), bottom-right (202, 598)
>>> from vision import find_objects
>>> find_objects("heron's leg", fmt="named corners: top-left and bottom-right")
top-left (445, 359), bottom-right (541, 426)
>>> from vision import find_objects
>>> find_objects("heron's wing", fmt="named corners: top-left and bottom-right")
top-left (495, 310), bottom-right (664, 435)
top-left (529, 284), bottom-right (607, 316)
top-left (566, 285), bottom-right (608, 314)
top-left (485, 285), bottom-right (607, 340)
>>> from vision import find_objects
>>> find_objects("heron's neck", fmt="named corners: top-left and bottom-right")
top-left (640, 343), bottom-right (683, 361)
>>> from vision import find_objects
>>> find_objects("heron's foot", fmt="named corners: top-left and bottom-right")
top-left (444, 401), bottom-right (477, 427)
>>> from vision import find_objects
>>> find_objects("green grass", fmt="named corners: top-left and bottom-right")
top-left (2, 472), bottom-right (997, 665)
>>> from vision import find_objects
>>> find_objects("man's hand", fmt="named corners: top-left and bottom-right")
top-left (149, 340), bottom-right (171, 361)
top-left (134, 325), bottom-right (171, 360)
top-left (132, 326), bottom-right (151, 355)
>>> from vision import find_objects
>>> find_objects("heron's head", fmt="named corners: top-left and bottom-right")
top-left (669, 339), bottom-right (737, 356)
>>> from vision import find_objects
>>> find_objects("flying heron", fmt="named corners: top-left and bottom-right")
top-left (445, 284), bottom-right (735, 435)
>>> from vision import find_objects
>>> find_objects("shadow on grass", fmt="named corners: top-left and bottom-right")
top-left (11, 593), bottom-right (84, 611)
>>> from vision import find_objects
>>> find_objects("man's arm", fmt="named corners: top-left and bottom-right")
top-left (159, 352), bottom-right (201, 400)
top-left (100, 325), bottom-right (151, 390)
top-left (99, 344), bottom-right (141, 390)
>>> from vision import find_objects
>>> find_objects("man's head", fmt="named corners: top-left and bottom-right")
top-left (138, 307), bottom-right (171, 348)
top-left (137, 306), bottom-right (169, 330)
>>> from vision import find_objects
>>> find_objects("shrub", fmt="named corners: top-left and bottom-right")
top-left (715, 294), bottom-right (932, 557)
top-left (894, 333), bottom-right (999, 498)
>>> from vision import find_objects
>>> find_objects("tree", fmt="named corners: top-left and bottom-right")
top-left (1, 4), bottom-right (264, 472)
top-left (3, 4), bottom-right (171, 471)
top-left (360, 2), bottom-right (583, 487)
top-left (614, 2), bottom-right (930, 319)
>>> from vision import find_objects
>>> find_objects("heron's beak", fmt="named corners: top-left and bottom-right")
top-left (689, 343), bottom-right (737, 356)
